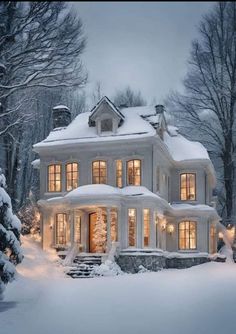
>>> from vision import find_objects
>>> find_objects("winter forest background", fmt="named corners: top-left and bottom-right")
top-left (0, 1), bottom-right (236, 232)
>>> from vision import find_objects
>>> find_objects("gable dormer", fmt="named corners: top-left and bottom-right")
top-left (88, 96), bottom-right (125, 135)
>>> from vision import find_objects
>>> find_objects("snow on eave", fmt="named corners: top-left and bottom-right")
top-left (31, 159), bottom-right (40, 169)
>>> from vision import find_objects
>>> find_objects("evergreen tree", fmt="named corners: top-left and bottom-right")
top-left (0, 168), bottom-right (23, 299)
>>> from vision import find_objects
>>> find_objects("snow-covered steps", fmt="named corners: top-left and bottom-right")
top-left (66, 254), bottom-right (102, 278)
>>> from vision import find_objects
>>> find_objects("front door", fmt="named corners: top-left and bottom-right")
top-left (89, 211), bottom-right (107, 253)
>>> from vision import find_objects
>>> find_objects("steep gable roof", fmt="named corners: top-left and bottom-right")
top-left (89, 96), bottom-right (125, 125)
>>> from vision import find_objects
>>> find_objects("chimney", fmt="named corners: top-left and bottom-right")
top-left (155, 104), bottom-right (164, 114)
top-left (52, 105), bottom-right (71, 129)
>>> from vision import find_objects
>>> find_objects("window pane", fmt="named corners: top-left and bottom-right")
top-left (143, 209), bottom-right (150, 247)
top-left (111, 209), bottom-right (118, 242)
top-left (127, 160), bottom-right (141, 186)
top-left (180, 173), bottom-right (196, 200)
top-left (48, 164), bottom-right (61, 192)
top-left (56, 213), bottom-right (67, 245)
top-left (92, 161), bottom-right (107, 184)
top-left (128, 209), bottom-right (136, 247)
top-left (179, 221), bottom-right (196, 250)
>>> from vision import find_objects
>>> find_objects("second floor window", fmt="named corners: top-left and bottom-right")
top-left (116, 160), bottom-right (123, 188)
top-left (92, 160), bottom-right (107, 184)
top-left (180, 173), bottom-right (196, 200)
top-left (66, 162), bottom-right (79, 191)
top-left (127, 159), bottom-right (141, 186)
top-left (48, 164), bottom-right (61, 192)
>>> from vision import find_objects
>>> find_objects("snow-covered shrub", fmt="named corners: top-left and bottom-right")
top-left (18, 199), bottom-right (40, 236)
top-left (137, 265), bottom-right (150, 273)
top-left (92, 260), bottom-right (124, 277)
top-left (0, 168), bottom-right (23, 299)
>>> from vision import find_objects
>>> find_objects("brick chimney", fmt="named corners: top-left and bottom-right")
top-left (52, 105), bottom-right (71, 129)
top-left (155, 104), bottom-right (164, 114)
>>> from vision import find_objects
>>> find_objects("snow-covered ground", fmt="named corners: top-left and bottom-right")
top-left (1, 236), bottom-right (236, 334)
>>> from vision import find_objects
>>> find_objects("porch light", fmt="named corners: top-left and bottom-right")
top-left (167, 224), bottom-right (174, 235)
top-left (160, 219), bottom-right (166, 231)
top-left (218, 232), bottom-right (223, 239)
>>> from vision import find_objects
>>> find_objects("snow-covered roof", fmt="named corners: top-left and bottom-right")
top-left (31, 159), bottom-right (40, 169)
top-left (66, 184), bottom-right (120, 198)
top-left (164, 128), bottom-right (210, 162)
top-left (53, 105), bottom-right (69, 110)
top-left (33, 99), bottom-right (211, 166)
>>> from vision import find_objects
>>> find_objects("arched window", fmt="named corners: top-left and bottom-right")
top-left (48, 164), bottom-right (62, 192)
top-left (92, 160), bottom-right (107, 184)
top-left (127, 159), bottom-right (141, 186)
top-left (179, 221), bottom-right (197, 250)
top-left (180, 173), bottom-right (196, 200)
top-left (55, 213), bottom-right (67, 245)
top-left (66, 162), bottom-right (79, 191)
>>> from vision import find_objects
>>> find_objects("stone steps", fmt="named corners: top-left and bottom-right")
top-left (66, 254), bottom-right (102, 278)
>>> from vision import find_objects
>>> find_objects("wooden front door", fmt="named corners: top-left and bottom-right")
top-left (89, 212), bottom-right (107, 253)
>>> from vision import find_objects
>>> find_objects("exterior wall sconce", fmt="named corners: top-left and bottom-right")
top-left (218, 232), bottom-right (223, 239)
top-left (167, 224), bottom-right (174, 235)
top-left (49, 223), bottom-right (53, 230)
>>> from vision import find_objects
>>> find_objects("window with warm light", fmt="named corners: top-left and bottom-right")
top-left (128, 209), bottom-right (136, 247)
top-left (55, 213), bottom-right (67, 245)
top-left (48, 164), bottom-right (62, 192)
top-left (74, 216), bottom-right (81, 244)
top-left (143, 209), bottom-right (150, 247)
top-left (209, 224), bottom-right (217, 254)
top-left (92, 160), bottom-right (107, 184)
top-left (127, 159), bottom-right (141, 186)
top-left (180, 173), bottom-right (196, 200)
top-left (116, 160), bottom-right (122, 188)
top-left (111, 209), bottom-right (118, 242)
top-left (66, 162), bottom-right (78, 191)
top-left (179, 221), bottom-right (196, 250)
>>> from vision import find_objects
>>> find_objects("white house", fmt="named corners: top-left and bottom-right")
top-left (33, 96), bottom-right (220, 258)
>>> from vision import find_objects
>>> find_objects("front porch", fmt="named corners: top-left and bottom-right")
top-left (49, 206), bottom-right (120, 254)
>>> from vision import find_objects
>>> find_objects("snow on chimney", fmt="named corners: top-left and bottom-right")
top-left (52, 105), bottom-right (71, 129)
top-left (155, 104), bottom-right (164, 114)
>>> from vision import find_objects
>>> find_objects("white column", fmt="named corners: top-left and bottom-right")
top-left (137, 207), bottom-right (142, 248)
top-left (106, 207), bottom-right (111, 252)
top-left (70, 210), bottom-right (75, 246)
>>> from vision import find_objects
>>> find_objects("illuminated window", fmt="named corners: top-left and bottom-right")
top-left (128, 209), bottom-right (136, 247)
top-left (48, 164), bottom-right (61, 192)
top-left (209, 224), bottom-right (217, 254)
top-left (179, 221), bottom-right (197, 250)
top-left (180, 173), bottom-right (196, 200)
top-left (92, 160), bottom-right (107, 184)
top-left (66, 162), bottom-right (78, 191)
top-left (127, 159), bottom-right (141, 186)
top-left (74, 216), bottom-right (81, 244)
top-left (101, 119), bottom-right (113, 132)
top-left (111, 209), bottom-right (118, 242)
top-left (116, 160), bottom-right (123, 188)
top-left (55, 213), bottom-right (67, 245)
top-left (143, 209), bottom-right (150, 247)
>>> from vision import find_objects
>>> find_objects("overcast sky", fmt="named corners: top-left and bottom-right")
top-left (72, 2), bottom-right (214, 105)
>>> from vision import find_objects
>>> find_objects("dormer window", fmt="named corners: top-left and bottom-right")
top-left (101, 118), bottom-right (113, 132)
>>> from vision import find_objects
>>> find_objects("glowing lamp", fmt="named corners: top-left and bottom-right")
top-left (218, 232), bottom-right (223, 239)
top-left (167, 224), bottom-right (174, 235)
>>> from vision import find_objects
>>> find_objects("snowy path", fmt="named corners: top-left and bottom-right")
top-left (1, 236), bottom-right (236, 334)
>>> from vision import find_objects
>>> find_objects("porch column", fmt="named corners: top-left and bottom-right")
top-left (106, 207), bottom-right (111, 252)
top-left (150, 208), bottom-right (156, 248)
top-left (70, 210), bottom-right (75, 246)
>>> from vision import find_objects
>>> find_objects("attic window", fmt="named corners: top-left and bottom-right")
top-left (101, 119), bottom-right (113, 132)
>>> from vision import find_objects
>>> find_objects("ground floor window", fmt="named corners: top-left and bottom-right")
top-left (111, 209), bottom-right (118, 242)
top-left (74, 215), bottom-right (81, 244)
top-left (143, 209), bottom-right (150, 247)
top-left (128, 209), bottom-right (136, 247)
top-left (179, 221), bottom-right (197, 250)
top-left (209, 224), bottom-right (217, 254)
top-left (55, 213), bottom-right (67, 245)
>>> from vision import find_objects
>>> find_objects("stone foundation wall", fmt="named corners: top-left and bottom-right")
top-left (116, 254), bottom-right (225, 273)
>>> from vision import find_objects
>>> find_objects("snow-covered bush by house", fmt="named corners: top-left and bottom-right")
top-left (92, 260), bottom-right (124, 277)
top-left (0, 168), bottom-right (23, 299)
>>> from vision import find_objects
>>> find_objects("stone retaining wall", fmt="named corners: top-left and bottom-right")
top-left (116, 253), bottom-right (225, 273)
